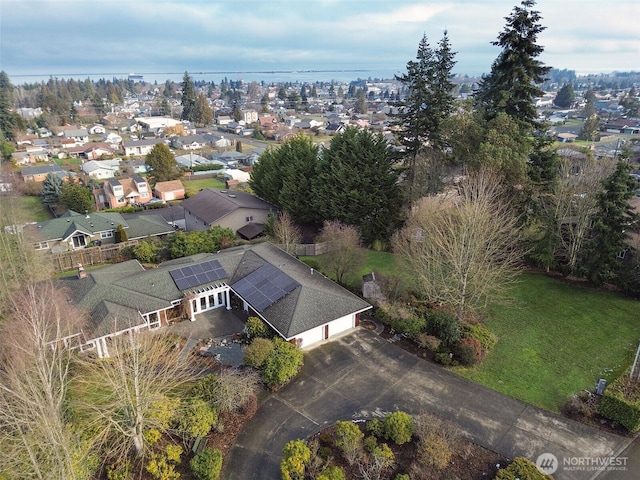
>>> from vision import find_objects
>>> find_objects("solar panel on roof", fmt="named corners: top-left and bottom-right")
top-left (169, 259), bottom-right (228, 290)
top-left (231, 263), bottom-right (300, 312)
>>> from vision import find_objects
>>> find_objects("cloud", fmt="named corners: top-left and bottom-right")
top-left (1, 0), bottom-right (637, 79)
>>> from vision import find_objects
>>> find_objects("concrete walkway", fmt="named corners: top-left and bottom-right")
top-left (222, 329), bottom-right (633, 480)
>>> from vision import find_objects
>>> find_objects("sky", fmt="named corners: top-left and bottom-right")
top-left (0, 0), bottom-right (638, 83)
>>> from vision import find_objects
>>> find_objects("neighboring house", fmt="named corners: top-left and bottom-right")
top-left (53, 242), bottom-right (372, 357)
top-left (122, 138), bottom-right (165, 156)
top-left (171, 134), bottom-right (207, 150)
top-left (221, 168), bottom-right (251, 184)
top-left (182, 188), bottom-right (275, 238)
top-left (175, 153), bottom-right (211, 169)
top-left (242, 109), bottom-right (258, 124)
top-left (102, 132), bottom-right (123, 144)
top-left (83, 143), bottom-right (116, 160)
top-left (63, 128), bottom-right (89, 144)
top-left (11, 150), bottom-right (49, 165)
top-left (103, 176), bottom-right (152, 208)
top-left (89, 125), bottom-right (106, 135)
top-left (202, 133), bottom-right (232, 148)
top-left (135, 116), bottom-right (182, 131)
top-left (29, 210), bottom-right (173, 253)
top-left (20, 164), bottom-right (67, 183)
top-left (82, 159), bottom-right (122, 179)
top-left (216, 115), bottom-right (233, 126)
top-left (154, 180), bottom-right (185, 201)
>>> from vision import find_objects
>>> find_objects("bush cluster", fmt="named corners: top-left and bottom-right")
top-left (246, 316), bottom-right (276, 339)
top-left (425, 310), bottom-right (460, 347)
top-left (244, 338), bottom-right (304, 389)
top-left (190, 448), bottom-right (223, 480)
top-left (460, 323), bottom-right (498, 357)
top-left (494, 457), bottom-right (553, 479)
top-left (375, 302), bottom-right (425, 339)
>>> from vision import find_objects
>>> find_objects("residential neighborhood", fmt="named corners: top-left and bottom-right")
top-left (1, 6), bottom-right (640, 476)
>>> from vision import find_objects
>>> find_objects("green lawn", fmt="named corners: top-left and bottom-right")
top-left (183, 177), bottom-right (226, 196)
top-left (16, 195), bottom-right (52, 222)
top-left (454, 273), bottom-right (640, 411)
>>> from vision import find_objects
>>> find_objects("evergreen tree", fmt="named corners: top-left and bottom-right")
top-left (620, 87), bottom-right (640, 118)
top-left (145, 143), bottom-right (180, 182)
top-left (181, 72), bottom-right (197, 121)
top-left (582, 88), bottom-right (596, 119)
top-left (581, 161), bottom-right (637, 286)
top-left (58, 182), bottom-right (93, 213)
top-left (553, 83), bottom-right (575, 108)
top-left (580, 114), bottom-right (600, 141)
top-left (40, 173), bottom-right (64, 205)
top-left (313, 127), bottom-right (403, 245)
top-left (159, 97), bottom-right (171, 116)
top-left (394, 32), bottom-right (457, 198)
top-left (193, 93), bottom-right (213, 126)
top-left (249, 134), bottom-right (318, 223)
top-left (355, 91), bottom-right (367, 114)
top-left (0, 71), bottom-right (24, 140)
top-left (474, 0), bottom-right (551, 131)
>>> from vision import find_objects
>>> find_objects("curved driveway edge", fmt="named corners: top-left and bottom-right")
top-left (223, 329), bottom-right (633, 480)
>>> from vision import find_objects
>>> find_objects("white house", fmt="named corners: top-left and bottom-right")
top-left (89, 125), bottom-right (107, 135)
top-left (82, 159), bottom-right (122, 179)
top-left (102, 132), bottom-right (123, 144)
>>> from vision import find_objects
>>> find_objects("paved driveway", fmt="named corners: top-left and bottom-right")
top-left (223, 329), bottom-right (633, 480)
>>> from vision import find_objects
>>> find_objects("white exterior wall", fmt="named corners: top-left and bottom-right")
top-left (292, 313), bottom-right (355, 349)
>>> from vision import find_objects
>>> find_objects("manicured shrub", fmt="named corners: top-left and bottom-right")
top-left (454, 337), bottom-right (482, 366)
top-left (246, 316), bottom-right (275, 339)
top-left (434, 350), bottom-right (455, 366)
top-left (190, 448), bottom-right (223, 480)
top-left (375, 302), bottom-right (425, 339)
top-left (494, 457), bottom-right (553, 480)
top-left (460, 323), bottom-right (497, 357)
top-left (417, 432), bottom-right (452, 470)
top-left (416, 333), bottom-right (441, 351)
top-left (366, 418), bottom-right (384, 437)
top-left (131, 241), bottom-right (159, 264)
top-left (425, 310), bottom-right (460, 346)
top-left (334, 421), bottom-right (364, 465)
top-left (281, 439), bottom-right (311, 480)
top-left (262, 338), bottom-right (304, 389)
top-left (175, 399), bottom-right (218, 439)
top-left (244, 338), bottom-right (274, 368)
top-left (364, 435), bottom-right (378, 452)
top-left (383, 411), bottom-right (413, 445)
top-left (317, 465), bottom-right (345, 480)
top-left (598, 376), bottom-right (640, 432)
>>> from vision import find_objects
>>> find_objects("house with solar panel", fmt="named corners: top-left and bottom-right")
top-left (55, 242), bottom-right (372, 357)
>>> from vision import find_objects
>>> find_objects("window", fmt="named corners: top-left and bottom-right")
top-left (34, 241), bottom-right (49, 250)
top-left (617, 249), bottom-right (627, 259)
top-left (200, 297), bottom-right (206, 309)
top-left (246, 216), bottom-right (253, 222)
top-left (101, 230), bottom-right (114, 239)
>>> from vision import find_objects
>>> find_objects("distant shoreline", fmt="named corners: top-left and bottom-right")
top-left (8, 69), bottom-right (402, 85)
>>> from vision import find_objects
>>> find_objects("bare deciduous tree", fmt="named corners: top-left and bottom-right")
top-left (271, 210), bottom-right (301, 255)
top-left (0, 283), bottom-right (93, 480)
top-left (394, 170), bottom-right (523, 320)
top-left (551, 153), bottom-right (615, 273)
top-left (0, 176), bottom-right (48, 309)
top-left (316, 220), bottom-right (366, 284)
top-left (72, 328), bottom-right (205, 460)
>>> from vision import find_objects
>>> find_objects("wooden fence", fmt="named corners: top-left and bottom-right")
top-left (276, 241), bottom-right (330, 256)
top-left (51, 240), bottom-right (139, 273)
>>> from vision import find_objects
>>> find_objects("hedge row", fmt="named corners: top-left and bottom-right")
top-left (598, 375), bottom-right (640, 432)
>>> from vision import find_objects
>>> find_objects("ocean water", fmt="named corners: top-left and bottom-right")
top-left (9, 69), bottom-right (403, 86)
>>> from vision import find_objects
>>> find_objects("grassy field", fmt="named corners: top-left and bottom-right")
top-left (454, 272), bottom-right (640, 411)
top-left (182, 177), bottom-right (226, 196)
top-left (16, 195), bottom-right (52, 222)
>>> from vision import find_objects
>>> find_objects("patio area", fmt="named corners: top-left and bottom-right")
top-left (167, 308), bottom-right (247, 366)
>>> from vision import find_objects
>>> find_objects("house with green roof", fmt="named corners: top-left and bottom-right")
top-left (55, 242), bottom-right (371, 358)
top-left (28, 210), bottom-right (174, 252)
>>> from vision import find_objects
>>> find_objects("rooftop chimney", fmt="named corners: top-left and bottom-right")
top-left (77, 263), bottom-right (87, 279)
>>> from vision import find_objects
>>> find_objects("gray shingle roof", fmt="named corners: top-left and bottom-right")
top-left (33, 211), bottom-right (127, 241)
top-left (182, 189), bottom-right (275, 225)
top-left (58, 242), bottom-right (371, 342)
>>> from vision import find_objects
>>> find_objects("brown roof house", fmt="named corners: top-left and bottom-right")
top-left (182, 188), bottom-right (276, 240)
top-left (154, 180), bottom-right (185, 201)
